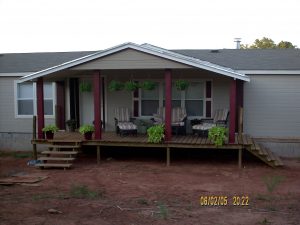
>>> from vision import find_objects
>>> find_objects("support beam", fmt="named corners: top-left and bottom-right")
top-left (97, 145), bottom-right (101, 164)
top-left (238, 148), bottom-right (242, 169)
top-left (164, 69), bottom-right (172, 141)
top-left (37, 77), bottom-right (45, 139)
top-left (229, 79), bottom-right (237, 143)
top-left (166, 147), bottom-right (170, 166)
top-left (32, 115), bottom-right (37, 160)
top-left (93, 70), bottom-right (102, 139)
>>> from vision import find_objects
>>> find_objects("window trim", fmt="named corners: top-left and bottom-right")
top-left (14, 81), bottom-right (56, 119)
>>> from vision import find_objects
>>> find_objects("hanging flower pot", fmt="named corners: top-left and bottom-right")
top-left (124, 80), bottom-right (139, 91)
top-left (175, 80), bottom-right (189, 91)
top-left (108, 80), bottom-right (124, 91)
top-left (79, 82), bottom-right (92, 92)
top-left (141, 81), bottom-right (156, 90)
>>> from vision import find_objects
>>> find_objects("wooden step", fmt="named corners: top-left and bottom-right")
top-left (41, 151), bottom-right (78, 155)
top-left (38, 157), bottom-right (75, 161)
top-left (35, 163), bottom-right (72, 168)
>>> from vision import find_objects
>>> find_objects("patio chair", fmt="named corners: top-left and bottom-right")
top-left (152, 107), bottom-right (187, 135)
top-left (192, 108), bottom-right (229, 137)
top-left (114, 107), bottom-right (137, 136)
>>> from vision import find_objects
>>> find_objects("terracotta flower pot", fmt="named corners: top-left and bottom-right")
top-left (45, 131), bottom-right (54, 140)
top-left (84, 132), bottom-right (93, 140)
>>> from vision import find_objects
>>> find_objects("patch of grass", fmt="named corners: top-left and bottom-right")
top-left (157, 202), bottom-right (169, 220)
top-left (32, 193), bottom-right (52, 201)
top-left (263, 175), bottom-right (285, 193)
top-left (137, 198), bottom-right (149, 205)
top-left (13, 152), bottom-right (32, 159)
top-left (69, 184), bottom-right (103, 199)
top-left (0, 151), bottom-right (31, 158)
top-left (259, 218), bottom-right (271, 225)
top-left (256, 194), bottom-right (272, 201)
top-left (266, 205), bottom-right (277, 212)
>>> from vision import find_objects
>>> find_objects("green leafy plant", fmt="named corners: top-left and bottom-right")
top-left (157, 202), bottom-right (169, 220)
top-left (147, 125), bottom-right (165, 143)
top-left (263, 175), bottom-right (285, 193)
top-left (79, 124), bottom-right (95, 134)
top-left (108, 80), bottom-right (124, 91)
top-left (175, 80), bottom-right (189, 90)
top-left (141, 81), bottom-right (156, 90)
top-left (42, 124), bottom-right (59, 133)
top-left (79, 82), bottom-right (92, 92)
top-left (124, 80), bottom-right (139, 91)
top-left (208, 126), bottom-right (228, 147)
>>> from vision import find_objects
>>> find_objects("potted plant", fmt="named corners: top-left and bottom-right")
top-left (42, 124), bottom-right (59, 140)
top-left (108, 80), bottom-right (124, 91)
top-left (175, 80), bottom-right (189, 91)
top-left (124, 80), bottom-right (139, 91)
top-left (79, 82), bottom-right (92, 92)
top-left (66, 119), bottom-right (77, 132)
top-left (147, 124), bottom-right (165, 143)
top-left (79, 124), bottom-right (95, 140)
top-left (141, 81), bottom-right (156, 91)
top-left (208, 126), bottom-right (228, 147)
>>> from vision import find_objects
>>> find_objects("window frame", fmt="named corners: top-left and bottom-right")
top-left (135, 79), bottom-right (212, 119)
top-left (14, 81), bottom-right (56, 119)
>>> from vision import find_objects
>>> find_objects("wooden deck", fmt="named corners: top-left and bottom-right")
top-left (34, 131), bottom-right (248, 149)
top-left (32, 131), bottom-right (283, 168)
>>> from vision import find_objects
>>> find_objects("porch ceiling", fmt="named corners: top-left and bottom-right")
top-left (18, 42), bottom-right (250, 83)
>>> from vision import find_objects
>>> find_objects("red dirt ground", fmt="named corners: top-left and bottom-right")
top-left (0, 149), bottom-right (299, 225)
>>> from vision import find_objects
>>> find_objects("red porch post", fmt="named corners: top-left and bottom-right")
top-left (229, 79), bottom-right (237, 143)
top-left (36, 77), bottom-right (45, 139)
top-left (93, 70), bottom-right (102, 140)
top-left (165, 69), bottom-right (172, 141)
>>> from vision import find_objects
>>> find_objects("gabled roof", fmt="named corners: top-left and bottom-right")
top-left (16, 42), bottom-right (249, 82)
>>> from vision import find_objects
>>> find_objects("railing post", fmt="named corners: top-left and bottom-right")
top-left (32, 116), bottom-right (37, 160)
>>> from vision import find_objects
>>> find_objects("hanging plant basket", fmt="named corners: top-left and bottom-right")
top-left (79, 82), bottom-right (92, 92)
top-left (108, 80), bottom-right (124, 91)
top-left (124, 80), bottom-right (139, 91)
top-left (175, 80), bottom-right (189, 91)
top-left (141, 81), bottom-right (156, 91)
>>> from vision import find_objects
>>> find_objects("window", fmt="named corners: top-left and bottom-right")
top-left (16, 82), bottom-right (55, 117)
top-left (185, 82), bottom-right (204, 117)
top-left (140, 82), bottom-right (159, 116)
top-left (17, 83), bottom-right (34, 115)
top-left (43, 83), bottom-right (54, 115)
top-left (163, 82), bottom-right (182, 108)
top-left (138, 80), bottom-right (207, 118)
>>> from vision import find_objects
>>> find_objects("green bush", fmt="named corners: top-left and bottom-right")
top-left (79, 125), bottom-right (95, 134)
top-left (208, 126), bottom-right (228, 147)
top-left (147, 124), bottom-right (165, 143)
top-left (42, 124), bottom-right (59, 133)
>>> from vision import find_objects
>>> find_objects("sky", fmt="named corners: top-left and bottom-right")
top-left (0, 0), bottom-right (299, 53)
